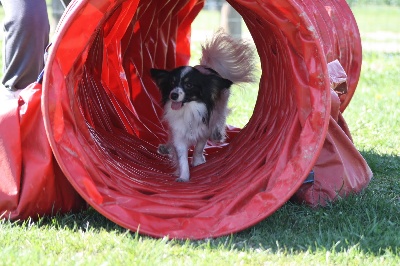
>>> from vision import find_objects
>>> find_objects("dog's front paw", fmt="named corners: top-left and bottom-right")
top-left (192, 155), bottom-right (206, 167)
top-left (175, 171), bottom-right (190, 182)
top-left (157, 144), bottom-right (171, 155)
top-left (175, 177), bottom-right (189, 182)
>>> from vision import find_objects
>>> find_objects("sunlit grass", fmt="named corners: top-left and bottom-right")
top-left (344, 52), bottom-right (400, 155)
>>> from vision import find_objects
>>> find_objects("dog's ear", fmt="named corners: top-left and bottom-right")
top-left (150, 68), bottom-right (170, 88)
top-left (210, 75), bottom-right (233, 90)
top-left (221, 77), bottom-right (233, 89)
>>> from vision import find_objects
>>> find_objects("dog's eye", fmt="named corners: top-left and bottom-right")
top-left (185, 82), bottom-right (193, 89)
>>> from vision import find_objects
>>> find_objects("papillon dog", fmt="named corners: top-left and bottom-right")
top-left (150, 29), bottom-right (255, 182)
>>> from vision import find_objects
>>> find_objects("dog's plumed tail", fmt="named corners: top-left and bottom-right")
top-left (199, 28), bottom-right (256, 84)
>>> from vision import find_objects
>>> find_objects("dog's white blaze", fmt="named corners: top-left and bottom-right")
top-left (180, 66), bottom-right (192, 79)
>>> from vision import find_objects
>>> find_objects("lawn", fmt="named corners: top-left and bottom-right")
top-left (0, 2), bottom-right (399, 265)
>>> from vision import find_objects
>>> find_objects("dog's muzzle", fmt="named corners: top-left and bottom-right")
top-left (169, 88), bottom-right (184, 110)
top-left (170, 92), bottom-right (180, 101)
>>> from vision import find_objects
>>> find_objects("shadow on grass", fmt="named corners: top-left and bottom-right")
top-left (205, 150), bottom-right (400, 255)
top-left (6, 150), bottom-right (399, 256)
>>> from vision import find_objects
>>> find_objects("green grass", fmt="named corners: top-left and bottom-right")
top-left (344, 6), bottom-right (400, 155)
top-left (345, 52), bottom-right (400, 154)
top-left (1, 3), bottom-right (400, 265)
top-left (352, 5), bottom-right (400, 33)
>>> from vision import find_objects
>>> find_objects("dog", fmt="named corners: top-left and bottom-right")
top-left (150, 29), bottom-right (255, 182)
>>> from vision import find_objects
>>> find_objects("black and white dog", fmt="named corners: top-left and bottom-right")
top-left (150, 29), bottom-right (255, 182)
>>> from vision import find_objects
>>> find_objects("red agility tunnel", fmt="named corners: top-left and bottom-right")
top-left (0, 0), bottom-right (372, 239)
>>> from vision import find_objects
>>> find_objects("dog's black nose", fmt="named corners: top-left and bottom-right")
top-left (170, 92), bottom-right (179, 100)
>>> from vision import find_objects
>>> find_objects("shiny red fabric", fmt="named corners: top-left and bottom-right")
top-left (291, 61), bottom-right (372, 206)
top-left (0, 0), bottom-right (371, 238)
top-left (292, 89), bottom-right (373, 206)
top-left (0, 83), bottom-right (85, 220)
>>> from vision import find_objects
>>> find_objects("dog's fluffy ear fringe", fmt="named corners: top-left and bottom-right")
top-left (150, 68), bottom-right (169, 87)
top-left (209, 75), bottom-right (233, 91)
top-left (200, 28), bottom-right (256, 85)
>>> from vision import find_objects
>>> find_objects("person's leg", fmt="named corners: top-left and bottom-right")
top-left (1, 0), bottom-right (49, 91)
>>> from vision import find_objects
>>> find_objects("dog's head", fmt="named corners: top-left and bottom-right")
top-left (150, 66), bottom-right (233, 111)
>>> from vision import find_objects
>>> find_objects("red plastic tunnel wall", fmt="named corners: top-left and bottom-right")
top-left (42, 0), bottom-right (362, 239)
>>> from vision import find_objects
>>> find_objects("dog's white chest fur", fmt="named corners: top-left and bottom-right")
top-left (164, 101), bottom-right (209, 145)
